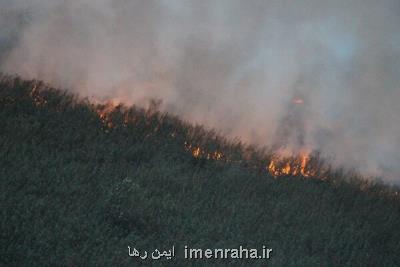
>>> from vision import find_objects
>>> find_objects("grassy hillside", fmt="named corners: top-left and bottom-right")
top-left (1, 75), bottom-right (400, 266)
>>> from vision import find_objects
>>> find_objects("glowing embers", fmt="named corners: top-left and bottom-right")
top-left (184, 142), bottom-right (224, 161)
top-left (267, 153), bottom-right (323, 178)
top-left (184, 141), bottom-right (326, 179)
top-left (95, 102), bottom-right (119, 129)
top-left (30, 85), bottom-right (48, 107)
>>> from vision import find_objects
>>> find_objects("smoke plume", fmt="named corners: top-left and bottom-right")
top-left (1, 0), bottom-right (400, 183)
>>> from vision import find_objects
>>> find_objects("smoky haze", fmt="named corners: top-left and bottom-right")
top-left (1, 0), bottom-right (400, 183)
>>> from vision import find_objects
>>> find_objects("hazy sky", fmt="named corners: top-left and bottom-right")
top-left (1, 0), bottom-right (400, 182)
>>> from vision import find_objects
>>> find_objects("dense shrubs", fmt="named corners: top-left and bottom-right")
top-left (1, 75), bottom-right (400, 266)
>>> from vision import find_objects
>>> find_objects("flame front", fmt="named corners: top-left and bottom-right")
top-left (95, 101), bottom-right (119, 129)
top-left (93, 103), bottom-right (322, 180)
top-left (184, 142), bottom-right (224, 161)
top-left (267, 153), bottom-right (316, 178)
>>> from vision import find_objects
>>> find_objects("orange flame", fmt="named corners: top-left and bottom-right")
top-left (95, 102), bottom-right (118, 129)
top-left (92, 97), bottom-right (322, 180)
top-left (184, 142), bottom-right (224, 161)
top-left (184, 141), bottom-right (323, 179)
top-left (267, 153), bottom-right (316, 178)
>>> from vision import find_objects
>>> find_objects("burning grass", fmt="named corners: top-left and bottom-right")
top-left (88, 91), bottom-right (345, 182)
top-left (1, 75), bottom-right (400, 266)
top-left (267, 152), bottom-right (329, 179)
top-left (3, 75), bottom-right (380, 184)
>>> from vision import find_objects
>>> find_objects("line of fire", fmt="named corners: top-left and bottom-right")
top-left (93, 93), bottom-right (329, 179)
top-left (28, 84), bottom-right (330, 180)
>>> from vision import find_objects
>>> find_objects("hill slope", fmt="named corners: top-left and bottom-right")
top-left (1, 76), bottom-right (400, 266)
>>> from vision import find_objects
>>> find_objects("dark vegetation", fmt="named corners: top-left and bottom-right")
top-left (1, 75), bottom-right (400, 266)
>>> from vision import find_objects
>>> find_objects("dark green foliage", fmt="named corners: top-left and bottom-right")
top-left (1, 75), bottom-right (399, 266)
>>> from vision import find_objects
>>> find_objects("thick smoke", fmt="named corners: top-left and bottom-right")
top-left (1, 0), bottom-right (400, 183)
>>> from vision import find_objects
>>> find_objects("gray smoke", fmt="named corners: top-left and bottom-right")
top-left (1, 0), bottom-right (400, 183)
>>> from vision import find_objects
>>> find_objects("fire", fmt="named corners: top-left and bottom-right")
top-left (95, 101), bottom-right (118, 129)
top-left (91, 96), bottom-right (323, 180)
top-left (184, 141), bottom-right (324, 179)
top-left (267, 153), bottom-right (317, 178)
top-left (192, 147), bottom-right (201, 158)
top-left (26, 85), bottom-right (326, 181)
top-left (209, 151), bottom-right (223, 160)
top-left (30, 85), bottom-right (48, 107)
top-left (184, 142), bottom-right (224, 161)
